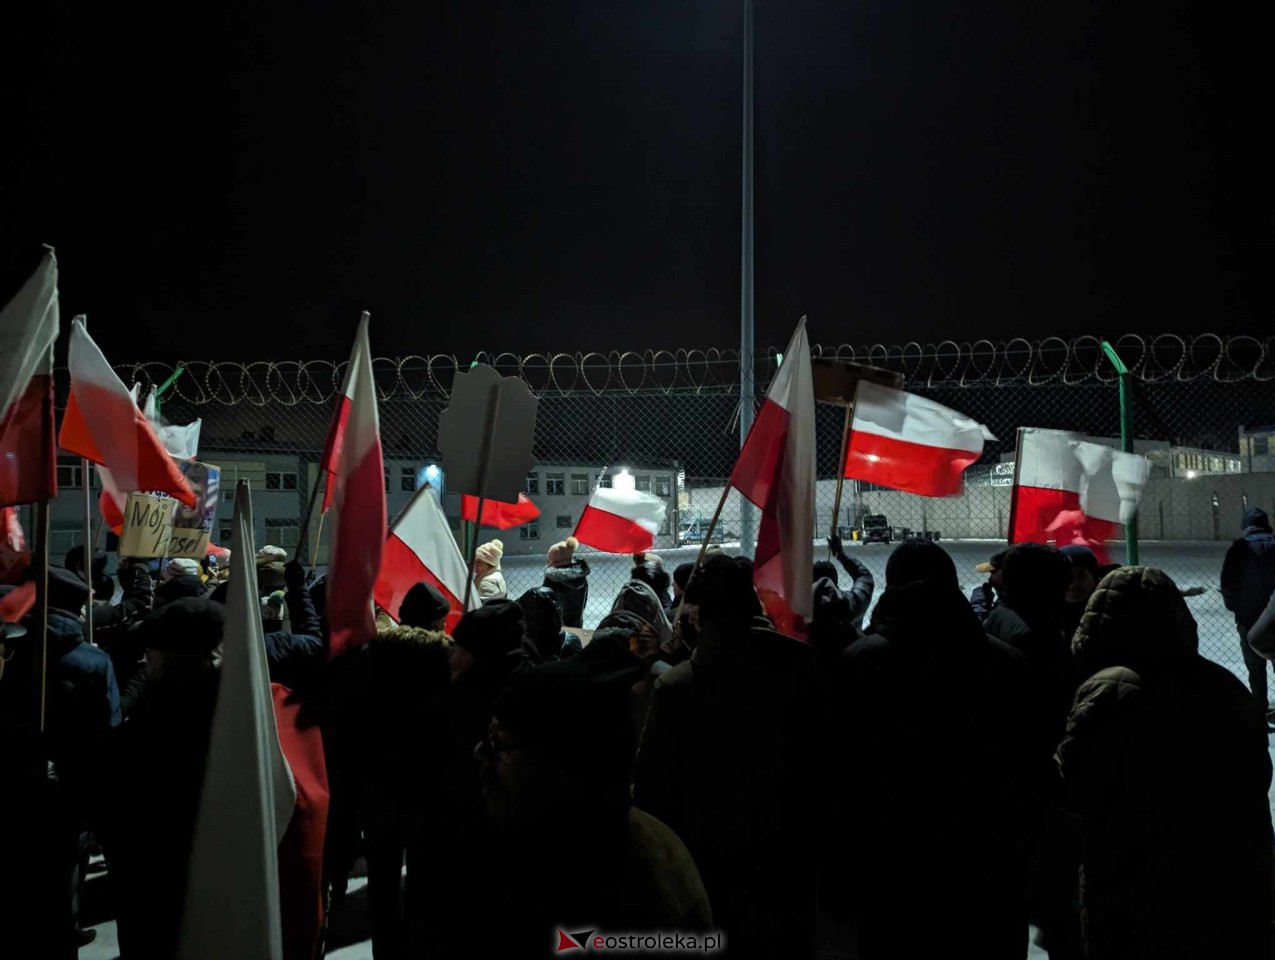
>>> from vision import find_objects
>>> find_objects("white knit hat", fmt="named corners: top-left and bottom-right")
top-left (475, 539), bottom-right (504, 568)
top-left (164, 557), bottom-right (202, 581)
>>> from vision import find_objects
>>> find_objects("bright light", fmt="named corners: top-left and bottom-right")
top-left (613, 469), bottom-right (635, 492)
top-left (1185, 469), bottom-right (1197, 480)
top-left (424, 464), bottom-right (440, 480)
top-left (865, 454), bottom-right (882, 463)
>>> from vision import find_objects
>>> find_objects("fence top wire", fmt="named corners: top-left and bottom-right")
top-left (58, 333), bottom-right (1275, 408)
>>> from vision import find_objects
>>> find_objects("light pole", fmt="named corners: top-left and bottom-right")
top-left (738, 0), bottom-right (756, 559)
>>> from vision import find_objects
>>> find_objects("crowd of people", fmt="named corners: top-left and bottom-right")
top-left (1, 517), bottom-right (1274, 959)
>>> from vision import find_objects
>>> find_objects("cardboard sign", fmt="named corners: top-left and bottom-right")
top-left (119, 493), bottom-right (179, 558)
top-left (118, 461), bottom-right (221, 559)
top-left (436, 364), bottom-right (539, 503)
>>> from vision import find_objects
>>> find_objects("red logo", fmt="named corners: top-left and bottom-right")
top-left (556, 928), bottom-right (595, 952)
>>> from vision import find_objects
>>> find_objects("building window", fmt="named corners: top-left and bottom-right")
top-left (526, 473), bottom-right (539, 495)
top-left (599, 474), bottom-right (612, 488)
top-left (546, 472), bottom-right (565, 495)
top-left (56, 464), bottom-right (85, 488)
top-left (265, 519), bottom-right (301, 549)
top-left (519, 519), bottom-right (540, 541)
top-left (219, 523), bottom-right (234, 548)
top-left (655, 476), bottom-right (672, 497)
top-left (556, 515), bottom-right (573, 529)
top-left (570, 473), bottom-right (589, 496)
top-left (635, 475), bottom-right (651, 493)
top-left (223, 489), bottom-right (235, 502)
top-left (265, 471), bottom-right (298, 491)
top-left (400, 466), bottom-right (417, 492)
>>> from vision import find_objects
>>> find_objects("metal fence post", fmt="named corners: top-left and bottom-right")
top-left (1101, 340), bottom-right (1139, 565)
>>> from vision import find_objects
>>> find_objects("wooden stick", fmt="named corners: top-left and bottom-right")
top-left (297, 462), bottom-right (326, 566)
top-left (34, 496), bottom-right (51, 733)
top-left (670, 482), bottom-right (732, 643)
top-left (310, 509), bottom-right (327, 573)
top-left (463, 384), bottom-right (502, 609)
top-left (81, 458), bottom-right (94, 647)
top-left (829, 403), bottom-right (853, 555)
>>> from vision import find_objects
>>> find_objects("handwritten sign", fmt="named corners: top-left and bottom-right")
top-left (119, 494), bottom-right (179, 558)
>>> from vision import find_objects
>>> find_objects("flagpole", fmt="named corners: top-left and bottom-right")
top-left (1006, 427), bottom-right (1025, 545)
top-left (34, 496), bottom-right (51, 732)
top-left (829, 404), bottom-right (853, 555)
top-left (80, 457), bottom-right (94, 647)
top-left (737, 0), bottom-right (757, 561)
top-left (297, 462), bottom-right (326, 566)
top-left (462, 384), bottom-right (502, 610)
top-left (670, 482), bottom-right (731, 643)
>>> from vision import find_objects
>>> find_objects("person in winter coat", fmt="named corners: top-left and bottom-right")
top-left (256, 544), bottom-right (289, 593)
top-left (612, 578), bottom-right (683, 663)
top-left (350, 623), bottom-right (454, 959)
top-left (397, 580), bottom-right (450, 631)
top-left (473, 538), bottom-right (507, 602)
top-left (77, 556), bottom-right (155, 719)
top-left (819, 533), bottom-right (875, 627)
top-left (836, 540), bottom-right (1037, 959)
top-left (1057, 566), bottom-right (1273, 960)
top-left (516, 586), bottom-right (582, 663)
top-left (969, 548), bottom-right (1007, 621)
top-left (670, 561), bottom-right (699, 647)
top-left (631, 551), bottom-right (673, 615)
top-left (543, 536), bottom-right (590, 628)
top-left (633, 555), bottom-right (823, 959)
top-left (480, 655), bottom-right (712, 955)
top-left (1221, 507), bottom-right (1275, 710)
top-left (96, 597), bottom-right (224, 960)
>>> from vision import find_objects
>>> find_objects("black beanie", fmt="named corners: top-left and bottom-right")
top-left (136, 598), bottom-right (225, 652)
top-left (47, 567), bottom-right (91, 614)
top-left (399, 580), bottom-right (451, 627)
top-left (885, 539), bottom-right (958, 590)
top-left (685, 555), bottom-right (760, 620)
top-left (452, 600), bottom-right (524, 661)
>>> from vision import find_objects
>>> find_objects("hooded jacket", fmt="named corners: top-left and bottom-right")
top-left (1221, 508), bottom-right (1275, 628)
top-left (543, 559), bottom-right (590, 628)
top-left (1057, 566), bottom-right (1272, 960)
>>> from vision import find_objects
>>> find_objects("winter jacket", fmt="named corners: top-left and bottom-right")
top-left (969, 581), bottom-right (997, 621)
top-left (808, 577), bottom-right (860, 676)
top-left (476, 569), bottom-right (506, 602)
top-left (1221, 524), bottom-right (1275, 628)
top-left (1057, 566), bottom-right (1272, 960)
top-left (262, 582), bottom-right (327, 698)
top-left (835, 580), bottom-right (1038, 957)
top-left (831, 548), bottom-right (875, 625)
top-left (985, 601), bottom-right (1074, 758)
top-left (544, 559), bottom-right (590, 628)
top-left (633, 614), bottom-right (824, 958)
top-left (631, 556), bottom-right (674, 615)
top-left (89, 559), bottom-right (154, 717)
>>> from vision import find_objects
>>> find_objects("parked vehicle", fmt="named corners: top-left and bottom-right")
top-left (861, 514), bottom-right (892, 544)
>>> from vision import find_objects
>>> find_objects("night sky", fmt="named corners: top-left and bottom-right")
top-left (2, 1), bottom-right (1268, 362)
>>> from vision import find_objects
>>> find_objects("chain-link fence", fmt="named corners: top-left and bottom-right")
top-left (46, 333), bottom-right (1275, 688)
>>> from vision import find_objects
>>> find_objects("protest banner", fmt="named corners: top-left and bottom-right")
top-left (119, 493), bottom-right (178, 558)
top-left (118, 461), bottom-right (220, 559)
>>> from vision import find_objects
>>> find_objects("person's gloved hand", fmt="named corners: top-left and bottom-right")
top-left (284, 559), bottom-right (307, 592)
top-left (828, 534), bottom-right (844, 556)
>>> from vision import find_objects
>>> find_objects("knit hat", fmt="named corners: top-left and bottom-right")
top-left (475, 539), bottom-right (504, 568)
top-left (547, 536), bottom-right (579, 567)
top-left (452, 600), bottom-right (525, 661)
top-left (1059, 544), bottom-right (1100, 579)
top-left (47, 567), bottom-right (91, 614)
top-left (1243, 508), bottom-right (1271, 533)
top-left (164, 557), bottom-right (202, 581)
top-left (518, 587), bottom-right (563, 640)
top-left (260, 590), bottom-right (286, 623)
top-left (885, 539), bottom-right (958, 590)
top-left (137, 597), bottom-right (225, 652)
top-left (157, 575), bottom-right (208, 607)
top-left (398, 581), bottom-right (451, 627)
top-left (256, 545), bottom-right (288, 592)
top-left (256, 545), bottom-right (287, 564)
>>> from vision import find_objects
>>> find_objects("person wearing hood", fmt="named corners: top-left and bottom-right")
top-left (633, 555), bottom-right (823, 959)
top-left (1060, 544), bottom-right (1104, 640)
top-left (969, 548), bottom-right (1007, 622)
top-left (631, 551), bottom-right (673, 614)
top-left (473, 538), bottom-right (507, 602)
top-left (96, 597), bottom-right (224, 959)
top-left (612, 578), bottom-right (683, 664)
top-left (1058, 566), bottom-right (1272, 959)
top-left (543, 536), bottom-right (590, 628)
top-left (398, 579), bottom-right (451, 632)
top-left (516, 586), bottom-right (582, 663)
top-left (479, 656), bottom-right (711, 954)
top-left (836, 540), bottom-right (1036, 958)
top-left (1221, 507), bottom-right (1275, 711)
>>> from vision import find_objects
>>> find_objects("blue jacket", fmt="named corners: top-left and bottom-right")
top-left (1222, 528), bottom-right (1275, 628)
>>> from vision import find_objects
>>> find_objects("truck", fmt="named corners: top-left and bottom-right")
top-left (855, 514), bottom-right (940, 544)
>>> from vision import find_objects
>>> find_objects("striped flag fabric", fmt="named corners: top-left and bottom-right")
top-left (59, 319), bottom-right (195, 506)
top-left (728, 317), bottom-right (816, 638)
top-left (0, 250), bottom-right (60, 507)
top-left (574, 486), bottom-right (667, 554)
top-left (318, 312), bottom-right (368, 513)
top-left (375, 484), bottom-right (479, 631)
top-left (460, 492), bottom-right (540, 530)
top-left (843, 382), bottom-right (994, 497)
top-left (325, 315), bottom-right (386, 655)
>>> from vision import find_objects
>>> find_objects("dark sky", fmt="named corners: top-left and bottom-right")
top-left (2, 1), bottom-right (1268, 363)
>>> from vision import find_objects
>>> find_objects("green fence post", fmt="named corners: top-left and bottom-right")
top-left (1100, 341), bottom-right (1138, 565)
top-left (152, 365), bottom-right (185, 419)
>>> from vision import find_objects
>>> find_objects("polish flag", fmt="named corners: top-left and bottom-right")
top-left (98, 387), bottom-right (202, 533)
top-left (325, 316), bottom-right (386, 656)
top-left (374, 485), bottom-right (479, 632)
top-left (1010, 427), bottom-right (1151, 564)
top-left (59, 319), bottom-right (195, 507)
top-left (0, 250), bottom-right (59, 507)
top-left (574, 486), bottom-right (667, 554)
top-left (461, 492), bottom-right (540, 530)
top-left (729, 318), bottom-right (815, 638)
top-left (0, 507), bottom-right (30, 584)
top-left (319, 311), bottom-right (369, 513)
top-left (844, 382), bottom-right (995, 497)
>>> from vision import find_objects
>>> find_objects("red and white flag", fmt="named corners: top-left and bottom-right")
top-left (59, 319), bottom-right (195, 506)
top-left (325, 315), bottom-right (386, 656)
top-left (0, 250), bottom-right (59, 507)
top-left (574, 486), bottom-right (666, 554)
top-left (844, 382), bottom-right (994, 497)
top-left (460, 492), bottom-right (540, 530)
top-left (375, 485), bottom-right (479, 632)
top-left (729, 318), bottom-right (815, 637)
top-left (318, 312), bottom-right (368, 514)
top-left (0, 507), bottom-right (30, 584)
top-left (1010, 427), bottom-right (1151, 563)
